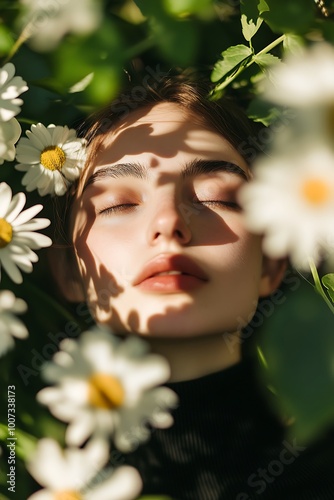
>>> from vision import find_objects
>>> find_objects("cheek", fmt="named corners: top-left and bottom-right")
top-left (212, 231), bottom-right (263, 288)
top-left (82, 225), bottom-right (136, 285)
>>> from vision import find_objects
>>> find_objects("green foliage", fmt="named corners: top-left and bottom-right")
top-left (257, 279), bottom-right (334, 443)
top-left (0, 25), bottom-right (14, 57)
top-left (1, 0), bottom-right (334, 497)
top-left (240, 0), bottom-right (269, 41)
top-left (261, 0), bottom-right (316, 34)
top-left (163, 0), bottom-right (213, 16)
top-left (322, 274), bottom-right (334, 302)
top-left (247, 97), bottom-right (281, 125)
top-left (211, 44), bottom-right (253, 82)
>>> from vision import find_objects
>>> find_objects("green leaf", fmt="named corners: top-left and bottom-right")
top-left (254, 52), bottom-right (280, 68)
top-left (0, 24), bottom-right (14, 57)
top-left (283, 33), bottom-right (305, 54)
top-left (247, 97), bottom-right (281, 125)
top-left (151, 17), bottom-right (198, 66)
top-left (163, 0), bottom-right (213, 16)
top-left (68, 72), bottom-right (94, 94)
top-left (257, 279), bottom-right (334, 443)
top-left (135, 0), bottom-right (199, 66)
top-left (54, 18), bottom-right (124, 106)
top-left (241, 13), bottom-right (263, 42)
top-left (211, 44), bottom-right (252, 83)
top-left (134, 0), bottom-right (165, 17)
top-left (258, 0), bottom-right (270, 15)
top-left (0, 424), bottom-right (37, 460)
top-left (240, 0), bottom-right (270, 41)
top-left (322, 274), bottom-right (334, 302)
top-left (240, 0), bottom-right (268, 41)
top-left (261, 0), bottom-right (316, 34)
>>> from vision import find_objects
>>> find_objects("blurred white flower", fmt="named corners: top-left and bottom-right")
top-left (19, 0), bottom-right (102, 52)
top-left (0, 62), bottom-right (28, 122)
top-left (239, 144), bottom-right (334, 269)
top-left (38, 327), bottom-right (178, 452)
top-left (263, 42), bottom-right (334, 107)
top-left (0, 182), bottom-right (52, 283)
top-left (0, 118), bottom-right (22, 164)
top-left (15, 123), bottom-right (86, 196)
top-left (27, 438), bottom-right (142, 500)
top-left (0, 290), bottom-right (28, 357)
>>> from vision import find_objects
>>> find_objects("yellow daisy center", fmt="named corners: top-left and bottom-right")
top-left (40, 145), bottom-right (66, 171)
top-left (301, 177), bottom-right (330, 205)
top-left (0, 218), bottom-right (13, 248)
top-left (54, 491), bottom-right (82, 500)
top-left (88, 373), bottom-right (125, 409)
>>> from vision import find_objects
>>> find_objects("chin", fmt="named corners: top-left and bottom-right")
top-left (137, 313), bottom-right (217, 339)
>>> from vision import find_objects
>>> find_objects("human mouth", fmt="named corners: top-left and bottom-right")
top-left (133, 254), bottom-right (208, 293)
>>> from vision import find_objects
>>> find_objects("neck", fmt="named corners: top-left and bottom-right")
top-left (147, 331), bottom-right (241, 382)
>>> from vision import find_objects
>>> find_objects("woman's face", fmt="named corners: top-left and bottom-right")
top-left (71, 102), bottom-right (274, 338)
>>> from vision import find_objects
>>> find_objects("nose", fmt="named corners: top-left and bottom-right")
top-left (147, 197), bottom-right (192, 246)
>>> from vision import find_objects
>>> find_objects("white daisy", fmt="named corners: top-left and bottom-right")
top-left (0, 118), bottom-right (22, 164)
top-left (263, 42), bottom-right (334, 107)
top-left (0, 290), bottom-right (28, 357)
top-left (37, 327), bottom-right (178, 452)
top-left (19, 0), bottom-right (102, 52)
top-left (0, 182), bottom-right (52, 284)
top-left (27, 438), bottom-right (142, 500)
top-left (15, 123), bottom-right (86, 196)
top-left (0, 62), bottom-right (28, 122)
top-left (238, 144), bottom-right (334, 269)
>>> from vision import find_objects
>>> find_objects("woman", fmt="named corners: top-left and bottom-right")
top-left (54, 76), bottom-right (334, 499)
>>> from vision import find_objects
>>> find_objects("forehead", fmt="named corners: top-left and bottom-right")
top-left (82, 102), bottom-right (249, 185)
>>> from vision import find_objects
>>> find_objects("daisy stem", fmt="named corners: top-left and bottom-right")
top-left (3, 20), bottom-right (35, 64)
top-left (213, 34), bottom-right (286, 92)
top-left (308, 258), bottom-right (334, 314)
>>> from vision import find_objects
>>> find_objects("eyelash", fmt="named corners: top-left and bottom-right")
top-left (194, 200), bottom-right (241, 211)
top-left (98, 204), bottom-right (138, 215)
top-left (98, 200), bottom-right (240, 216)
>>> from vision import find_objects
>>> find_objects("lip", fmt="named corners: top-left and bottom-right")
top-left (133, 254), bottom-right (208, 293)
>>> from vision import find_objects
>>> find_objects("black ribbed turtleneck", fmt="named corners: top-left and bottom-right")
top-left (124, 357), bottom-right (334, 500)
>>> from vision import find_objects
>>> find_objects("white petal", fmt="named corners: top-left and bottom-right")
top-left (27, 489), bottom-right (54, 500)
top-left (124, 355), bottom-right (171, 394)
top-left (66, 412), bottom-right (95, 446)
top-left (86, 466), bottom-right (142, 500)
top-left (0, 252), bottom-right (23, 283)
top-left (11, 204), bottom-right (44, 226)
top-left (14, 232), bottom-right (52, 249)
top-left (27, 439), bottom-right (66, 488)
top-left (2, 314), bottom-right (28, 339)
top-left (5, 192), bottom-right (26, 223)
top-left (0, 182), bottom-right (12, 217)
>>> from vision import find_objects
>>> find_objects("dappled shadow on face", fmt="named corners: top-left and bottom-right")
top-left (85, 102), bottom-right (246, 177)
top-left (71, 194), bottom-right (124, 314)
top-left (69, 104), bottom-right (248, 335)
top-left (92, 120), bottom-right (235, 167)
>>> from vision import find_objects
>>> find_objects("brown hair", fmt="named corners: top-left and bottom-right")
top-left (79, 75), bottom-right (262, 178)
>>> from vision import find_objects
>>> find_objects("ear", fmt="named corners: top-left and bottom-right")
top-left (259, 257), bottom-right (288, 298)
top-left (48, 246), bottom-right (86, 303)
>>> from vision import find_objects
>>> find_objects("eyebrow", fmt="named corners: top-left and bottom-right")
top-left (181, 159), bottom-right (248, 181)
top-left (83, 159), bottom-right (248, 191)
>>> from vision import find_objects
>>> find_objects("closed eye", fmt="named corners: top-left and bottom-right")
top-left (194, 200), bottom-right (241, 211)
top-left (98, 204), bottom-right (138, 215)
